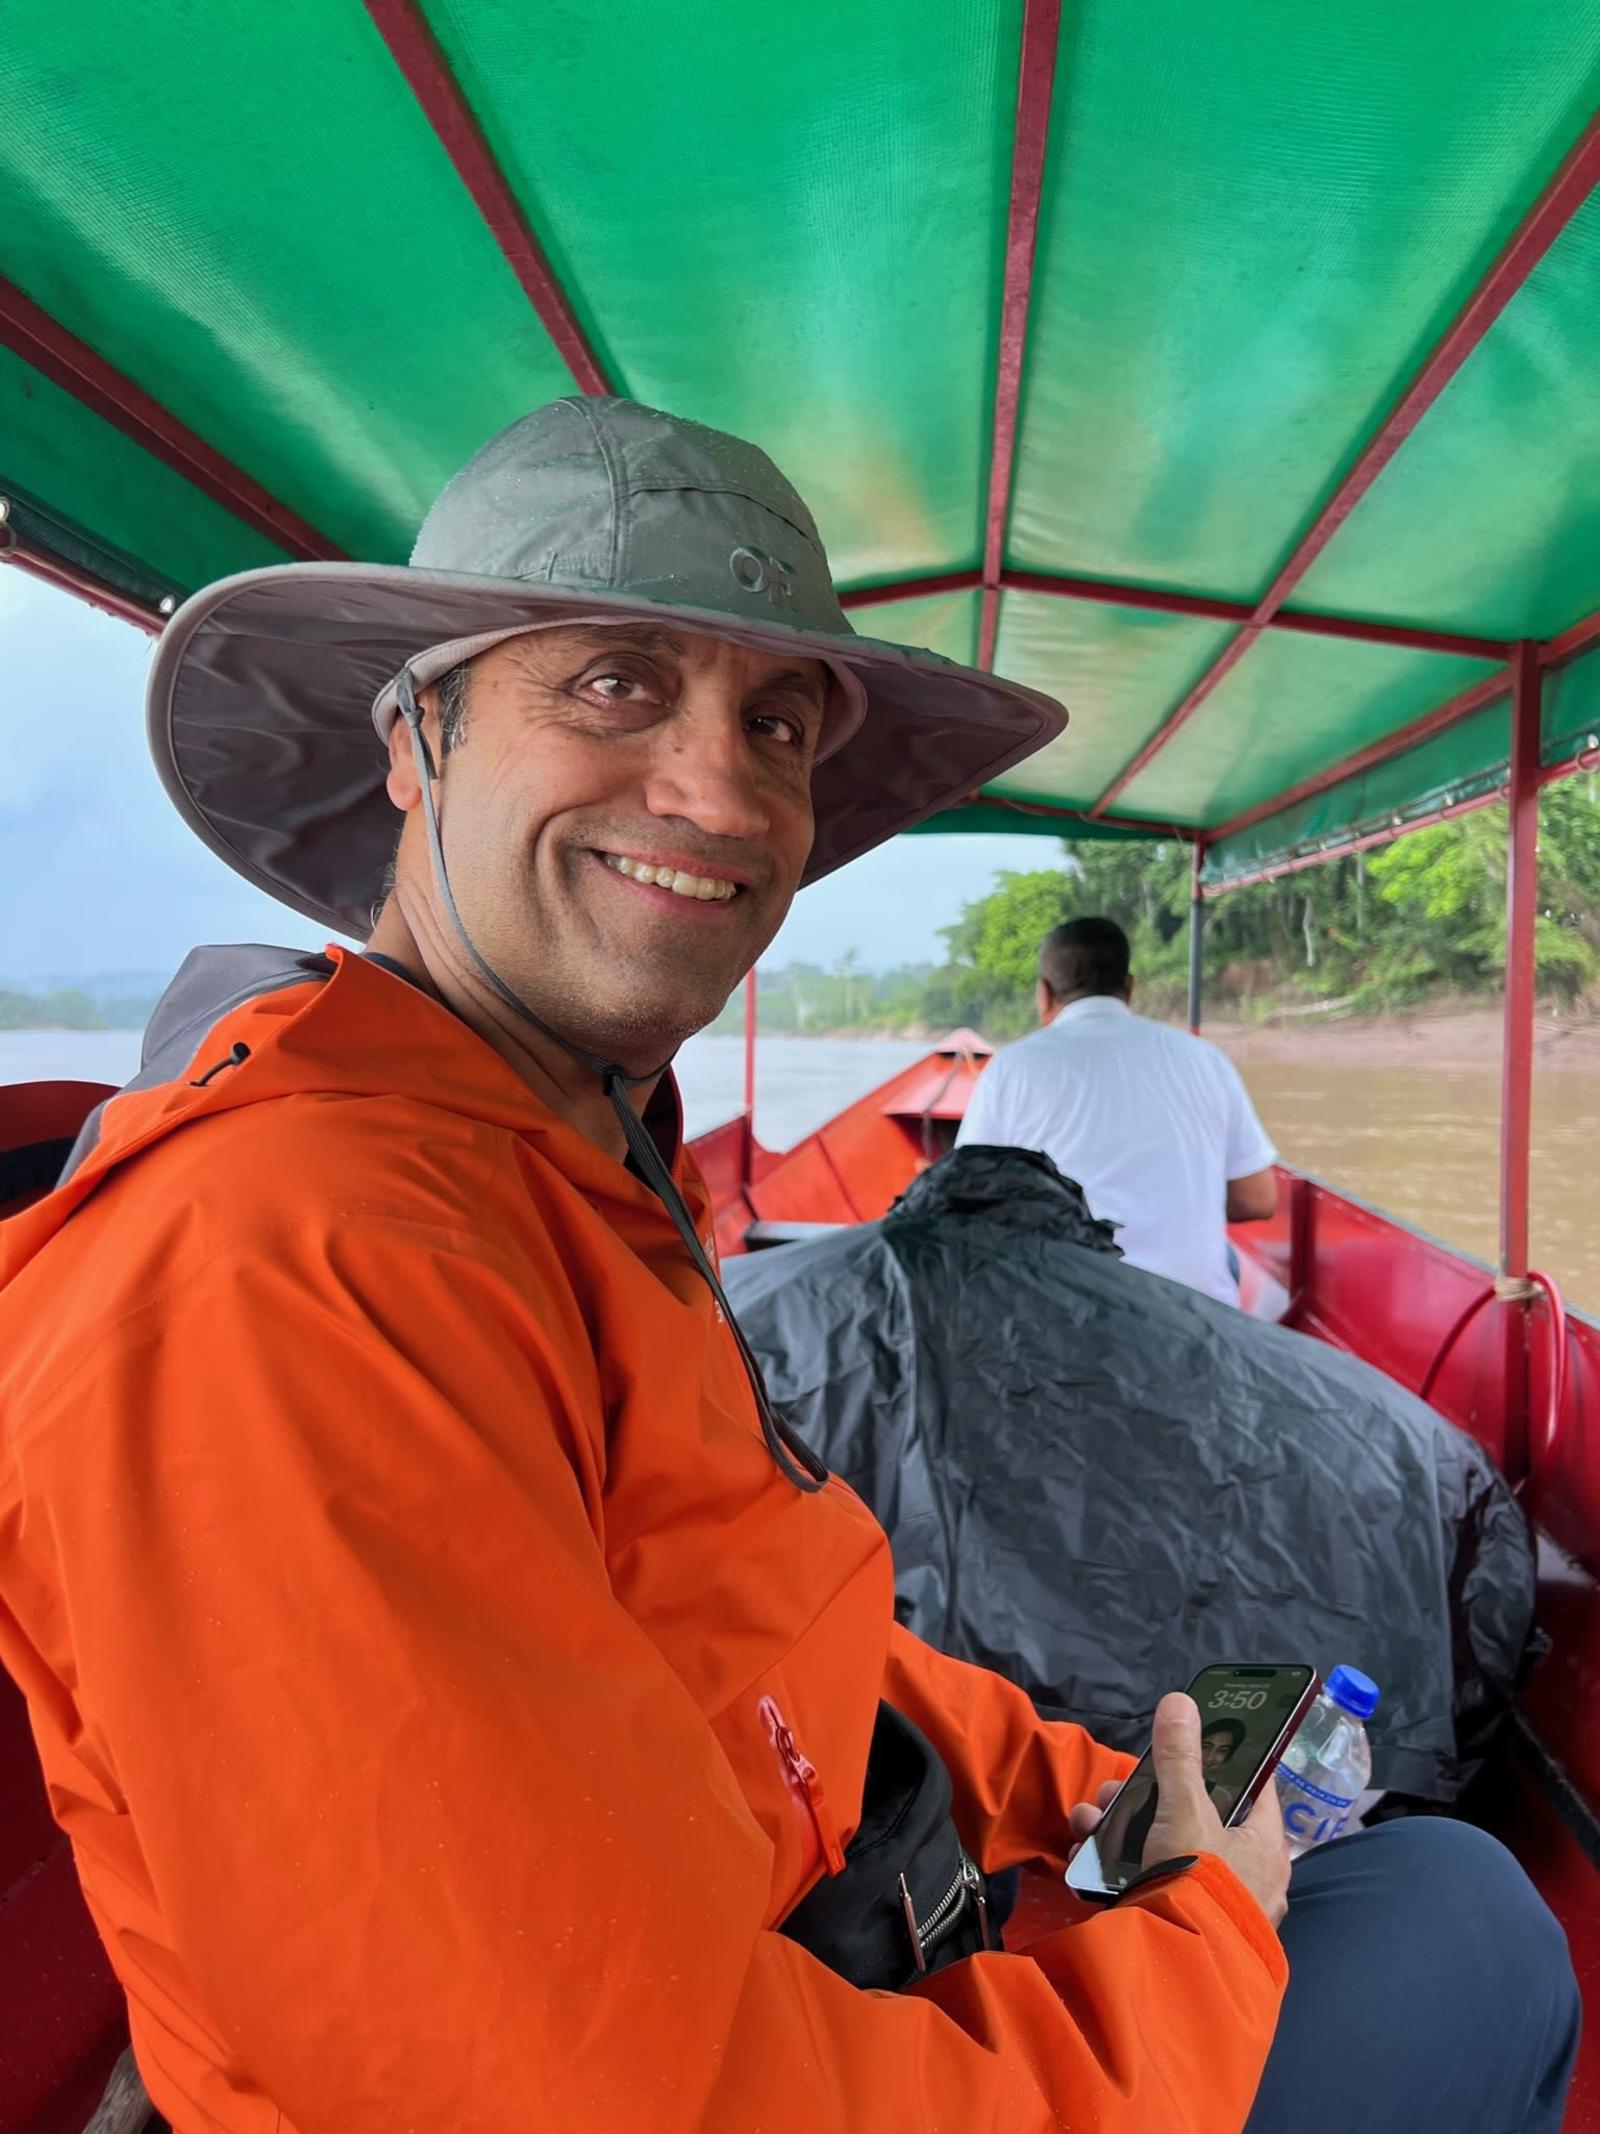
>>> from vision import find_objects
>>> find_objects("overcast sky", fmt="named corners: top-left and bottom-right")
top-left (3, 569), bottom-right (1054, 986)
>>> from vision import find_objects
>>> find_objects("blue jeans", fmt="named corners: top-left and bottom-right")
top-left (1245, 1820), bottom-right (1580, 2132)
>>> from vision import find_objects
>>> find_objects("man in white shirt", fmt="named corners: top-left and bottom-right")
top-left (955, 916), bottom-right (1278, 1305)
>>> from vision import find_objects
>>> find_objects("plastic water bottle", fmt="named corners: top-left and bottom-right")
top-left (1275, 1666), bottom-right (1379, 1857)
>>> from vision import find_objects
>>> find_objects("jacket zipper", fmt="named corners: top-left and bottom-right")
top-left (757, 1695), bottom-right (847, 1875)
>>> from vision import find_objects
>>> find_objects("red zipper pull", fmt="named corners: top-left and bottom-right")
top-left (758, 1695), bottom-right (847, 1875)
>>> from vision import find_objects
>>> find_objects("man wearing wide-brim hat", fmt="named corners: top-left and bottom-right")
top-left (0, 400), bottom-right (1575, 2134)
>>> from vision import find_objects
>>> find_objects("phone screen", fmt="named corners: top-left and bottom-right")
top-left (1071, 1663), bottom-right (1317, 1899)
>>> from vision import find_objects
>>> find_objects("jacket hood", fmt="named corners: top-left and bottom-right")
top-left (8, 944), bottom-right (676, 1277)
top-left (886, 1145), bottom-right (1123, 1255)
top-left (59, 942), bottom-right (340, 1183)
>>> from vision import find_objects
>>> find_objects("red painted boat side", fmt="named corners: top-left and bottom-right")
top-left (710, 1032), bottom-right (992, 1260)
top-left (0, 1670), bottom-right (125, 2134)
top-left (0, 1083), bottom-right (109, 1221)
top-left (1493, 1758), bottom-right (1600, 2120)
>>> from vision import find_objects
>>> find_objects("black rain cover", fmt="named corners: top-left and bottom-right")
top-left (723, 1147), bottom-right (1536, 1801)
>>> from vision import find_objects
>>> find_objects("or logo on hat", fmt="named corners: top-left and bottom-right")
top-left (730, 546), bottom-right (796, 607)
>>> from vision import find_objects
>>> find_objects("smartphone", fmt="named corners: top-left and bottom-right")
top-left (1065, 1663), bottom-right (1319, 1901)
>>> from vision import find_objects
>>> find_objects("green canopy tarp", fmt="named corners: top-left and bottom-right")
top-left (0, 0), bottom-right (1596, 889)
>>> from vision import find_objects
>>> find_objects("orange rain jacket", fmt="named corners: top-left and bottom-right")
top-left (0, 949), bottom-right (1285, 2132)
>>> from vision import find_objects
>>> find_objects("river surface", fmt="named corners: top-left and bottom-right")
top-left (1223, 1055), bottom-right (1600, 1311)
top-left (0, 1029), bottom-right (929, 1162)
top-left (6, 1029), bottom-right (1598, 1315)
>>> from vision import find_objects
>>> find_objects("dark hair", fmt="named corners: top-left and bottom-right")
top-left (1200, 1716), bottom-right (1247, 1752)
top-left (1038, 916), bottom-right (1131, 1001)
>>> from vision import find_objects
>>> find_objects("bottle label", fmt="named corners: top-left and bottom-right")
top-left (1277, 1766), bottom-right (1358, 1848)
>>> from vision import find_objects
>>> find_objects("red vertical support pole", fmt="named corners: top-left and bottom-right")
top-left (1498, 642), bottom-right (1542, 1478)
top-left (1500, 643), bottom-right (1541, 1281)
top-left (1187, 840), bottom-right (1206, 1035)
top-left (741, 967), bottom-right (759, 1189)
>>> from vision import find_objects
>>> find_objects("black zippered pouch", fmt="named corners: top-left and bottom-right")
top-left (777, 1702), bottom-right (993, 1991)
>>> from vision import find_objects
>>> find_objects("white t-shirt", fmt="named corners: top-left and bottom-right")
top-left (954, 997), bottom-right (1277, 1305)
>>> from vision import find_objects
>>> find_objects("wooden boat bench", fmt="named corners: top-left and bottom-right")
top-left (743, 1219), bottom-right (851, 1249)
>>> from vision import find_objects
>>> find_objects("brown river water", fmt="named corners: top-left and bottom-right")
top-left (1214, 1010), bottom-right (1600, 1318)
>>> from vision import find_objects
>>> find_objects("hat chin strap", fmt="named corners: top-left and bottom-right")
top-left (396, 670), bottom-right (827, 1496)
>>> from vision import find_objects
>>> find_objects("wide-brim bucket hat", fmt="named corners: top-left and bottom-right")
top-left (149, 397), bottom-right (1067, 937)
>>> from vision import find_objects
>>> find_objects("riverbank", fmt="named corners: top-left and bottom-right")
top-left (1208, 998), bottom-right (1600, 1073)
top-left (12, 993), bottom-right (1599, 1070)
top-left (731, 995), bottom-right (1600, 1071)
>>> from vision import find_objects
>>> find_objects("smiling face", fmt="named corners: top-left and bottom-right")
top-left (384, 621), bottom-right (826, 1071)
top-left (1201, 1723), bottom-right (1243, 1776)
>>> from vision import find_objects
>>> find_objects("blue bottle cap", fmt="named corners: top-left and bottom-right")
top-left (1326, 1665), bottom-right (1380, 1719)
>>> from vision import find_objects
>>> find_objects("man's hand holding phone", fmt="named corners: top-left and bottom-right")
top-left (1069, 1692), bottom-right (1292, 1927)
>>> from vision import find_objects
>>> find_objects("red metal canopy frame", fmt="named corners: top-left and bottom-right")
top-left (1088, 107), bottom-right (1600, 818)
top-left (1189, 647), bottom-right (1559, 1331)
top-left (0, 520), bottom-right (166, 634)
top-left (1202, 746), bottom-right (1595, 898)
top-left (1207, 593), bottom-right (1600, 882)
top-left (976, 0), bottom-right (1062, 674)
top-left (1208, 670), bottom-right (1513, 852)
top-left (0, 0), bottom-right (622, 611)
top-left (843, 564), bottom-right (1512, 662)
top-left (360, 0), bottom-right (615, 397)
top-left (958, 791), bottom-right (1195, 841)
top-left (1546, 607), bottom-right (1600, 669)
top-left (1500, 644), bottom-right (1542, 1285)
top-left (1204, 784), bottom-right (1509, 892)
top-left (0, 277), bottom-right (344, 564)
top-left (0, 43), bottom-right (1590, 892)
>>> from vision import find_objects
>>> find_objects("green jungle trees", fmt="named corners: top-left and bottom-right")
top-left (722, 785), bottom-right (1600, 1037)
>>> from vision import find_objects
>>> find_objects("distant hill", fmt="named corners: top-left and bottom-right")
top-left (0, 977), bottom-right (160, 1031)
top-left (1, 970), bottom-right (169, 1004)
